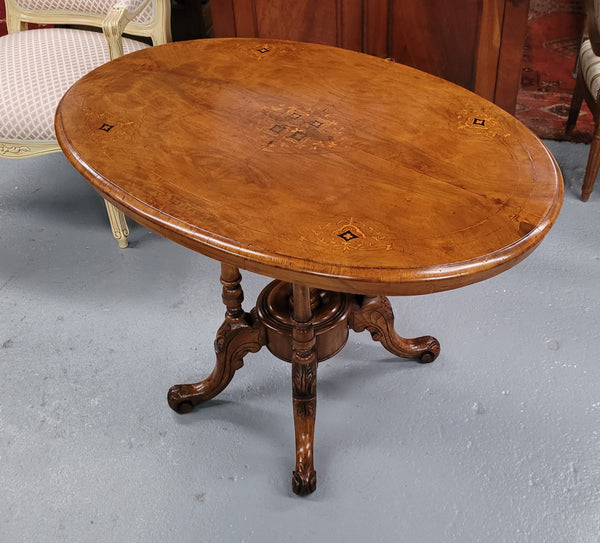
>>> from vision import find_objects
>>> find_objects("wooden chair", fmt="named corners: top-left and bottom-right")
top-left (0, 0), bottom-right (171, 246)
top-left (567, 0), bottom-right (600, 201)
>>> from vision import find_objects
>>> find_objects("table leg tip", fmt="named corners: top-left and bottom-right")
top-left (292, 470), bottom-right (317, 496)
top-left (418, 350), bottom-right (437, 364)
top-left (167, 387), bottom-right (195, 414)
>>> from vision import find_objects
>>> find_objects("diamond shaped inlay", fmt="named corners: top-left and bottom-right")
top-left (338, 230), bottom-right (359, 242)
top-left (257, 47), bottom-right (270, 54)
top-left (99, 123), bottom-right (114, 132)
top-left (473, 118), bottom-right (486, 126)
top-left (290, 131), bottom-right (306, 141)
top-left (310, 120), bottom-right (323, 128)
top-left (270, 124), bottom-right (285, 134)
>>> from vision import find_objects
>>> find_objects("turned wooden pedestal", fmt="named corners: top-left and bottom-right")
top-left (167, 264), bottom-right (440, 495)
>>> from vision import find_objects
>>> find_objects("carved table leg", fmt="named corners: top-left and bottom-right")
top-left (291, 284), bottom-right (318, 495)
top-left (167, 264), bottom-right (266, 414)
top-left (348, 295), bottom-right (440, 363)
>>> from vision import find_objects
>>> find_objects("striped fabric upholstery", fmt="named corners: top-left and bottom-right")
top-left (0, 28), bottom-right (148, 143)
top-left (580, 39), bottom-right (600, 102)
top-left (13, 0), bottom-right (154, 24)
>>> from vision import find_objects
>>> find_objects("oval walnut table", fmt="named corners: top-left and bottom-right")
top-left (55, 38), bottom-right (563, 496)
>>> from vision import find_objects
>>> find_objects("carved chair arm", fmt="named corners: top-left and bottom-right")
top-left (102, 0), bottom-right (151, 59)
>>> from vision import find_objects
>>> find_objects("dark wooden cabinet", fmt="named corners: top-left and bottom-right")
top-left (209, 0), bottom-right (529, 114)
top-left (171, 0), bottom-right (211, 41)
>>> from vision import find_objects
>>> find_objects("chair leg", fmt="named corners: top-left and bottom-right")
top-left (582, 121), bottom-right (600, 201)
top-left (104, 200), bottom-right (129, 248)
top-left (566, 68), bottom-right (585, 135)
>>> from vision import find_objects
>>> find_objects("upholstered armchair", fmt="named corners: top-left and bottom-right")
top-left (0, 0), bottom-right (171, 247)
top-left (566, 0), bottom-right (600, 201)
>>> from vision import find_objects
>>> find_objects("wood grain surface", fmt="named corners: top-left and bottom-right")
top-left (55, 38), bottom-right (563, 296)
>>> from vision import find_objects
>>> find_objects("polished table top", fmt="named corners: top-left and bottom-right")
top-left (55, 38), bottom-right (563, 296)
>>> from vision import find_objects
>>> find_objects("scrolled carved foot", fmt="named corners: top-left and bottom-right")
top-left (292, 466), bottom-right (317, 496)
top-left (167, 385), bottom-right (203, 414)
top-left (349, 295), bottom-right (440, 363)
top-left (167, 311), bottom-right (266, 414)
top-left (416, 338), bottom-right (440, 364)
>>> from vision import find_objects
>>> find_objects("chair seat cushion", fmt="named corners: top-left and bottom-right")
top-left (0, 28), bottom-right (149, 144)
top-left (580, 39), bottom-right (600, 102)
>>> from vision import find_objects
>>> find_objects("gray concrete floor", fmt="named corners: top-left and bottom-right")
top-left (1, 140), bottom-right (599, 542)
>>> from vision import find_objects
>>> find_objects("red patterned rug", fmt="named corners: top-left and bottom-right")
top-left (516, 0), bottom-right (594, 142)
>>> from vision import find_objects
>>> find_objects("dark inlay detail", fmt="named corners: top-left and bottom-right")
top-left (290, 112), bottom-right (302, 120)
top-left (310, 120), bottom-right (323, 129)
top-left (270, 124), bottom-right (285, 134)
top-left (519, 221), bottom-right (536, 236)
top-left (473, 118), bottom-right (486, 126)
top-left (99, 123), bottom-right (114, 132)
top-left (339, 230), bottom-right (359, 242)
top-left (257, 47), bottom-right (270, 54)
top-left (290, 131), bottom-right (307, 141)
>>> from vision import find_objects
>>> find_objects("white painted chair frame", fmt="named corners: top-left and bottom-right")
top-left (1, 0), bottom-right (171, 246)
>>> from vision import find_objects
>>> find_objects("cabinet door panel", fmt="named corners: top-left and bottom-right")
top-left (253, 0), bottom-right (338, 44)
top-left (228, 0), bottom-right (363, 50)
top-left (388, 0), bottom-right (482, 90)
